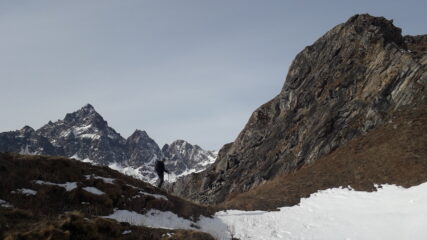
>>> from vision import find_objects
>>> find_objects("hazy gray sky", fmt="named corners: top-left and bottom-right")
top-left (1, 1), bottom-right (425, 150)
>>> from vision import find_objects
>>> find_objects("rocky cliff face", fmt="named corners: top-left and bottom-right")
top-left (171, 14), bottom-right (427, 204)
top-left (127, 130), bottom-right (163, 166)
top-left (0, 105), bottom-right (216, 183)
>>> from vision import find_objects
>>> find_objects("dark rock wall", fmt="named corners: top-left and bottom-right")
top-left (172, 14), bottom-right (427, 204)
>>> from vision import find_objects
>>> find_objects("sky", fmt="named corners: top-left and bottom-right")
top-left (0, 0), bottom-right (426, 150)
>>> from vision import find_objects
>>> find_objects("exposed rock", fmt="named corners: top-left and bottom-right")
top-left (221, 103), bottom-right (427, 210)
top-left (127, 130), bottom-right (162, 166)
top-left (37, 104), bottom-right (128, 165)
top-left (163, 140), bottom-right (217, 176)
top-left (0, 126), bottom-right (63, 156)
top-left (171, 14), bottom-right (427, 204)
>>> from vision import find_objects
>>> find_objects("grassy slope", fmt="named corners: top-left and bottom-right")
top-left (0, 153), bottom-right (215, 240)
top-left (221, 104), bottom-right (427, 211)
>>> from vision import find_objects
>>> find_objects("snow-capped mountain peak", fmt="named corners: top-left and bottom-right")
top-left (63, 104), bottom-right (106, 128)
top-left (162, 139), bottom-right (217, 180)
top-left (0, 104), bottom-right (217, 184)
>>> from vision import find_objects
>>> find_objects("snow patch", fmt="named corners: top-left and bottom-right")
top-left (71, 154), bottom-right (96, 164)
top-left (0, 199), bottom-right (13, 208)
top-left (166, 168), bottom-right (199, 182)
top-left (60, 129), bottom-right (71, 138)
top-left (19, 145), bottom-right (35, 155)
top-left (138, 191), bottom-right (168, 201)
top-left (11, 188), bottom-right (37, 196)
top-left (72, 125), bottom-right (92, 135)
top-left (85, 175), bottom-right (115, 184)
top-left (108, 162), bottom-right (157, 185)
top-left (199, 157), bottom-right (216, 167)
top-left (103, 209), bottom-right (229, 239)
top-left (161, 232), bottom-right (174, 238)
top-left (82, 186), bottom-right (105, 195)
top-left (126, 184), bottom-right (139, 189)
top-left (66, 125), bottom-right (101, 140)
top-left (79, 133), bottom-right (101, 140)
top-left (34, 180), bottom-right (78, 191)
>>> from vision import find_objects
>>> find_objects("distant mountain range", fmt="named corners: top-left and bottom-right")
top-left (0, 104), bottom-right (217, 183)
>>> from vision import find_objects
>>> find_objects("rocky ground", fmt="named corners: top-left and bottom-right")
top-left (0, 153), bottom-right (215, 240)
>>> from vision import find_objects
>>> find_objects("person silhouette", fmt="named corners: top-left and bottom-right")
top-left (155, 158), bottom-right (169, 188)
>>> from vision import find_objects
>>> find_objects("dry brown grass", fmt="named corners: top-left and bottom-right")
top-left (221, 104), bottom-right (427, 211)
top-left (0, 153), bottom-right (216, 239)
top-left (0, 153), bottom-right (213, 218)
top-left (1, 209), bottom-right (214, 240)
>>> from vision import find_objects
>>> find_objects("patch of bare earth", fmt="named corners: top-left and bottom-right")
top-left (221, 104), bottom-right (427, 211)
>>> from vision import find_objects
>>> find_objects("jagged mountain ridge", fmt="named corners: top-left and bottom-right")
top-left (171, 14), bottom-right (427, 204)
top-left (163, 140), bottom-right (217, 180)
top-left (0, 104), bottom-right (217, 182)
top-left (0, 126), bottom-right (63, 156)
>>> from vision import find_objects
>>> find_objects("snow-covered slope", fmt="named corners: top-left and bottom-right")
top-left (216, 183), bottom-right (427, 240)
top-left (108, 182), bottom-right (427, 240)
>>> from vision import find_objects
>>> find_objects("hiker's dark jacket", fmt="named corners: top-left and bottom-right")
top-left (155, 160), bottom-right (168, 176)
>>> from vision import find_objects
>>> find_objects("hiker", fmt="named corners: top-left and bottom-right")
top-left (155, 158), bottom-right (169, 188)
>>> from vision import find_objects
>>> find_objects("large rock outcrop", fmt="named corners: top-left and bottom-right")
top-left (172, 14), bottom-right (427, 204)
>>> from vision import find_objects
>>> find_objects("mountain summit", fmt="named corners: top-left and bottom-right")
top-left (35, 104), bottom-right (126, 164)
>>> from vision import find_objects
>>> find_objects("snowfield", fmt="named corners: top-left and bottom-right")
top-left (104, 209), bottom-right (229, 239)
top-left (105, 182), bottom-right (427, 240)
